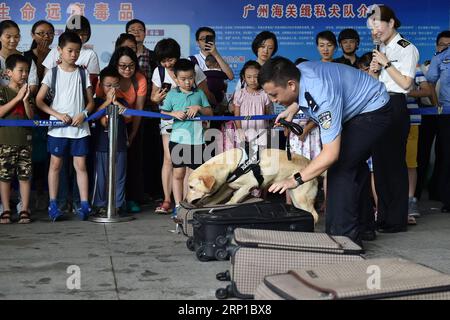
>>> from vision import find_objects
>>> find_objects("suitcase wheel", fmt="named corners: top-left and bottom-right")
top-left (216, 270), bottom-right (231, 282)
top-left (196, 245), bottom-right (210, 262)
top-left (215, 235), bottom-right (228, 247)
top-left (215, 249), bottom-right (229, 261)
top-left (186, 237), bottom-right (195, 251)
top-left (215, 287), bottom-right (229, 300)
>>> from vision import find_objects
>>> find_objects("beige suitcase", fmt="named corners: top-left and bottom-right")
top-left (215, 228), bottom-right (364, 299)
top-left (255, 258), bottom-right (450, 300)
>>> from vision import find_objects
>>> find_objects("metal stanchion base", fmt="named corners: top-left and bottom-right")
top-left (89, 210), bottom-right (135, 223)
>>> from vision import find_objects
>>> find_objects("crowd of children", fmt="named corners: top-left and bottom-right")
top-left (0, 14), bottom-right (447, 231)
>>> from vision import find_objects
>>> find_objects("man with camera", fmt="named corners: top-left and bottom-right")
top-left (191, 27), bottom-right (234, 81)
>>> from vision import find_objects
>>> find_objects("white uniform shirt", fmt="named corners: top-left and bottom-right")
top-left (43, 47), bottom-right (100, 75)
top-left (42, 66), bottom-right (91, 139)
top-left (193, 52), bottom-right (208, 71)
top-left (0, 52), bottom-right (39, 86)
top-left (379, 33), bottom-right (419, 94)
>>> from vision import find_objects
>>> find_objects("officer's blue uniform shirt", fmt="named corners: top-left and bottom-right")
top-left (426, 47), bottom-right (450, 106)
top-left (297, 61), bottom-right (390, 144)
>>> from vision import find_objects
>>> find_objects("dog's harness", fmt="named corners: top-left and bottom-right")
top-left (279, 119), bottom-right (304, 161)
top-left (226, 147), bottom-right (264, 187)
top-left (226, 120), bottom-right (303, 186)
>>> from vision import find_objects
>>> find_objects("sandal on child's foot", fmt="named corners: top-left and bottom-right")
top-left (18, 211), bottom-right (31, 224)
top-left (0, 210), bottom-right (12, 224)
top-left (155, 201), bottom-right (172, 214)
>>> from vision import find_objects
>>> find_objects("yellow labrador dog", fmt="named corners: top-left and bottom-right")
top-left (185, 148), bottom-right (319, 223)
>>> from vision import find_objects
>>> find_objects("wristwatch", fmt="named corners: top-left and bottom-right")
top-left (384, 61), bottom-right (393, 69)
top-left (82, 109), bottom-right (89, 118)
top-left (293, 172), bottom-right (304, 187)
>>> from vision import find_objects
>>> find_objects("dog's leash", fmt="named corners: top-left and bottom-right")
top-left (278, 119), bottom-right (304, 161)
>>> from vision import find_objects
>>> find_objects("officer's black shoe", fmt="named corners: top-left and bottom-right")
top-left (441, 205), bottom-right (450, 213)
top-left (354, 239), bottom-right (365, 253)
top-left (361, 230), bottom-right (376, 241)
top-left (377, 225), bottom-right (407, 233)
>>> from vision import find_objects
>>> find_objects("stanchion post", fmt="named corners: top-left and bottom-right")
top-left (89, 104), bottom-right (134, 223)
top-left (107, 103), bottom-right (118, 218)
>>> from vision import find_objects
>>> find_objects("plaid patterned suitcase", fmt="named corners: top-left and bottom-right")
top-left (177, 198), bottom-right (263, 252)
top-left (215, 228), bottom-right (364, 299)
top-left (255, 258), bottom-right (450, 300)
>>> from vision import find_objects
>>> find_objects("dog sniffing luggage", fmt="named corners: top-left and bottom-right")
top-left (215, 228), bottom-right (364, 299)
top-left (255, 258), bottom-right (450, 300)
top-left (191, 202), bottom-right (314, 262)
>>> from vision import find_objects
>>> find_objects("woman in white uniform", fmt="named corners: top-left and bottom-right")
top-left (369, 5), bottom-right (419, 233)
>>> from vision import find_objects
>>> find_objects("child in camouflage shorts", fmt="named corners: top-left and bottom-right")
top-left (0, 54), bottom-right (34, 224)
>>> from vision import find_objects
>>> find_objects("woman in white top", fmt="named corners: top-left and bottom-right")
top-left (42, 15), bottom-right (100, 89)
top-left (369, 5), bottom-right (419, 233)
top-left (0, 20), bottom-right (38, 93)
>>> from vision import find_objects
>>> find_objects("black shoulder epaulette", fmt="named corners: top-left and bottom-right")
top-left (397, 39), bottom-right (411, 48)
top-left (305, 92), bottom-right (319, 112)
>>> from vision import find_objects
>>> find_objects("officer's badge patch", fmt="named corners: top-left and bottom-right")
top-left (397, 39), bottom-right (411, 48)
top-left (318, 111), bottom-right (332, 130)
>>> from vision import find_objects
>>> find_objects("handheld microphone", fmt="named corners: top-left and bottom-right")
top-left (373, 37), bottom-right (381, 73)
top-left (373, 38), bottom-right (381, 52)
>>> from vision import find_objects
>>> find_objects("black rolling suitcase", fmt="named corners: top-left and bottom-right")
top-left (177, 198), bottom-right (263, 252)
top-left (191, 202), bottom-right (314, 262)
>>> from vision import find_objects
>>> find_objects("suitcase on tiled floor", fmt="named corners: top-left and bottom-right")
top-left (215, 228), bottom-right (364, 299)
top-left (192, 202), bottom-right (315, 262)
top-left (255, 258), bottom-right (450, 300)
top-left (177, 198), bottom-right (263, 251)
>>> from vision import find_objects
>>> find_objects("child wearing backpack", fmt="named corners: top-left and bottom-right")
top-left (36, 32), bottom-right (95, 221)
top-left (42, 15), bottom-right (100, 215)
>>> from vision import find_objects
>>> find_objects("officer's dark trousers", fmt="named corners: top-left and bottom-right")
top-left (326, 102), bottom-right (394, 243)
top-left (436, 115), bottom-right (450, 207)
top-left (372, 94), bottom-right (410, 230)
top-left (415, 114), bottom-right (440, 200)
top-left (416, 114), bottom-right (450, 205)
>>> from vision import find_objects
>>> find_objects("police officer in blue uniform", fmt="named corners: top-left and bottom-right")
top-left (258, 57), bottom-right (392, 246)
top-left (426, 30), bottom-right (450, 212)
